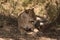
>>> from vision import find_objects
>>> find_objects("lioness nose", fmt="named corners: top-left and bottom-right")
top-left (24, 26), bottom-right (33, 32)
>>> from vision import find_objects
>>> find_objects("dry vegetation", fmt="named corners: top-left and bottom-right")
top-left (0, 0), bottom-right (60, 40)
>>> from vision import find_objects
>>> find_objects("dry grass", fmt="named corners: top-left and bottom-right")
top-left (0, 0), bottom-right (60, 40)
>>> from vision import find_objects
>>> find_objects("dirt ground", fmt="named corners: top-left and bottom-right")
top-left (0, 27), bottom-right (60, 40)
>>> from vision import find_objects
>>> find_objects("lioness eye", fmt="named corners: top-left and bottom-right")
top-left (30, 20), bottom-right (34, 22)
top-left (29, 20), bottom-right (34, 23)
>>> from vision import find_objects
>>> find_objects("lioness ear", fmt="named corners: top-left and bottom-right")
top-left (25, 8), bottom-right (34, 13)
top-left (25, 9), bottom-right (28, 13)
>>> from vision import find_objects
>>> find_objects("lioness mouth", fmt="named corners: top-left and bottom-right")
top-left (27, 28), bottom-right (39, 35)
